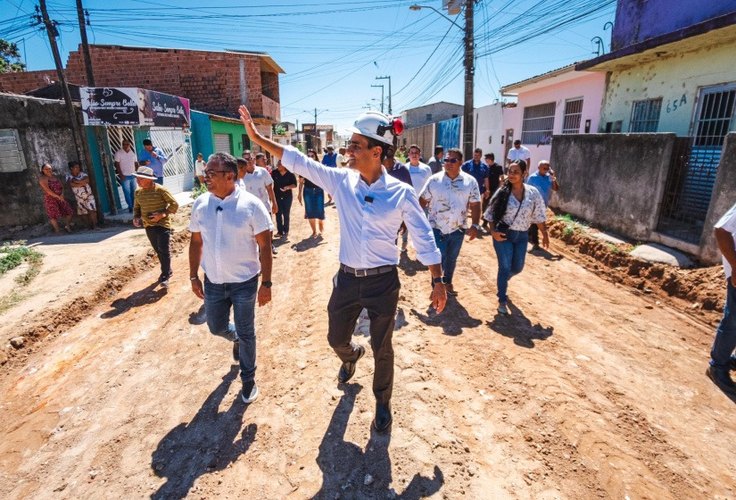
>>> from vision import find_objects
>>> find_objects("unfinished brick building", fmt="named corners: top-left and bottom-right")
top-left (0, 44), bottom-right (283, 126)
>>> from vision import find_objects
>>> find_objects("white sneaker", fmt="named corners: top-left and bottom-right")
top-left (497, 303), bottom-right (510, 315)
top-left (241, 381), bottom-right (259, 404)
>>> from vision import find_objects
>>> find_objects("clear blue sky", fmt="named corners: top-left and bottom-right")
top-left (1, 0), bottom-right (616, 133)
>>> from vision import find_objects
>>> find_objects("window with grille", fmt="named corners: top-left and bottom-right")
top-left (629, 98), bottom-right (662, 132)
top-left (562, 98), bottom-right (583, 134)
top-left (521, 102), bottom-right (555, 144)
top-left (426, 113), bottom-right (432, 122)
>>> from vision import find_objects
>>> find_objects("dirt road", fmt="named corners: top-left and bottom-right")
top-left (1, 207), bottom-right (734, 499)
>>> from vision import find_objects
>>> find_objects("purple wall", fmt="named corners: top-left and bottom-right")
top-left (611, 0), bottom-right (735, 50)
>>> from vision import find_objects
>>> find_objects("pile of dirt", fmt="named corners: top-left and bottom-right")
top-left (548, 218), bottom-right (725, 318)
top-left (0, 215), bottom-right (192, 371)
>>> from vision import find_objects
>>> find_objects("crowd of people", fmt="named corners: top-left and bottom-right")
top-left (175, 104), bottom-right (569, 434)
top-left (39, 104), bottom-right (736, 426)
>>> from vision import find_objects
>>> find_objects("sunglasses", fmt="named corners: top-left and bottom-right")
top-left (443, 158), bottom-right (460, 164)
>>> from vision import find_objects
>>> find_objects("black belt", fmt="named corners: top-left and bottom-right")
top-left (339, 263), bottom-right (396, 277)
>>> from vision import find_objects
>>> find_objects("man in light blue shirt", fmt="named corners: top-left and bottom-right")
top-left (138, 139), bottom-right (169, 185)
top-left (526, 160), bottom-right (559, 249)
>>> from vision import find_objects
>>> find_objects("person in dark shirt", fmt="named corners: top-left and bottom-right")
top-left (382, 144), bottom-right (413, 187)
top-left (271, 160), bottom-right (298, 239)
top-left (484, 153), bottom-right (504, 231)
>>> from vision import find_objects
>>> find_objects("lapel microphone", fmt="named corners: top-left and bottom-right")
top-left (364, 196), bottom-right (374, 203)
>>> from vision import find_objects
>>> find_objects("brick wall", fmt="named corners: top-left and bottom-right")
top-left (0, 70), bottom-right (58, 94)
top-left (0, 45), bottom-right (281, 121)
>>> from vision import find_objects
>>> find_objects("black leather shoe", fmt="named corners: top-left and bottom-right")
top-left (232, 340), bottom-right (239, 362)
top-left (706, 366), bottom-right (736, 397)
top-left (372, 402), bottom-right (392, 433)
top-left (337, 345), bottom-right (365, 383)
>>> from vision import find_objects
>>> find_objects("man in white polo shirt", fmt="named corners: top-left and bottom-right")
top-left (114, 139), bottom-right (138, 213)
top-left (400, 143), bottom-right (433, 252)
top-left (420, 147), bottom-right (481, 297)
top-left (239, 104), bottom-right (447, 434)
top-left (240, 150), bottom-right (279, 255)
top-left (506, 139), bottom-right (531, 174)
top-left (188, 152), bottom-right (273, 404)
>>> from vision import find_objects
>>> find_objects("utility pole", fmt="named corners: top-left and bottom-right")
top-left (76, 0), bottom-right (95, 86)
top-left (376, 75), bottom-right (392, 114)
top-left (37, 1), bottom-right (85, 168)
top-left (371, 84), bottom-right (385, 113)
top-left (462, 0), bottom-right (475, 160)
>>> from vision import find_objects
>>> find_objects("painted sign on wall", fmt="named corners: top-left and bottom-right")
top-left (81, 87), bottom-right (190, 127)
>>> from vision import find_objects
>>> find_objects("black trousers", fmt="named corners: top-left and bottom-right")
top-left (528, 224), bottom-right (539, 246)
top-left (327, 268), bottom-right (400, 405)
top-left (276, 196), bottom-right (292, 234)
top-left (145, 225), bottom-right (172, 277)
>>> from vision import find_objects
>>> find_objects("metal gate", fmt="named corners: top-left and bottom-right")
top-left (150, 128), bottom-right (194, 194)
top-left (657, 84), bottom-right (736, 243)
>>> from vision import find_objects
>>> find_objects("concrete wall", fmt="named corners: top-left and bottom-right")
top-left (403, 102), bottom-right (463, 129)
top-left (503, 71), bottom-right (606, 175)
top-left (600, 42), bottom-right (736, 136)
top-left (474, 102), bottom-right (504, 161)
top-left (611, 0), bottom-right (734, 50)
top-left (551, 133), bottom-right (676, 240)
top-left (0, 94), bottom-right (81, 228)
top-left (700, 133), bottom-right (736, 264)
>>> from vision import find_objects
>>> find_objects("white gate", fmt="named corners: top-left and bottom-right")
top-left (150, 128), bottom-right (194, 194)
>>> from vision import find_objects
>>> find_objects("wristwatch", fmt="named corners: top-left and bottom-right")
top-left (261, 280), bottom-right (272, 288)
top-left (432, 276), bottom-right (447, 285)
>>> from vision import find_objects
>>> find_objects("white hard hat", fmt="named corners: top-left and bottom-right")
top-left (347, 111), bottom-right (404, 145)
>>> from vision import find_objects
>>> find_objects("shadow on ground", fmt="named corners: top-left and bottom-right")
top-left (313, 384), bottom-right (444, 499)
top-left (487, 301), bottom-right (554, 348)
top-left (410, 296), bottom-right (482, 336)
top-left (100, 282), bottom-right (167, 319)
top-left (291, 235), bottom-right (326, 252)
top-left (150, 365), bottom-right (255, 499)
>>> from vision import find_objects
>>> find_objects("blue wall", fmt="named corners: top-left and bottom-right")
top-left (190, 110), bottom-right (214, 161)
top-left (611, 0), bottom-right (735, 50)
top-left (437, 117), bottom-right (461, 151)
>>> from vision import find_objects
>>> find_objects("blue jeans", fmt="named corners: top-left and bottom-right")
top-left (710, 278), bottom-right (736, 369)
top-left (303, 186), bottom-right (325, 220)
top-left (492, 229), bottom-right (528, 304)
top-left (204, 275), bottom-right (258, 383)
top-left (433, 228), bottom-right (465, 285)
top-left (120, 175), bottom-right (136, 210)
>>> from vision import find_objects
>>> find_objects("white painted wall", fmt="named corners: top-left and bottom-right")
top-left (473, 103), bottom-right (504, 162)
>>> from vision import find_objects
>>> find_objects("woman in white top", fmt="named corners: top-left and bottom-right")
top-left (485, 160), bottom-right (548, 315)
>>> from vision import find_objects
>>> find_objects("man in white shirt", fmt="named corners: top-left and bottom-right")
top-left (420, 148), bottom-right (481, 296)
top-left (113, 139), bottom-right (138, 213)
top-left (188, 152), bottom-right (273, 404)
top-left (707, 203), bottom-right (736, 397)
top-left (336, 147), bottom-right (348, 167)
top-left (239, 150), bottom-right (277, 214)
top-left (427, 145), bottom-right (444, 174)
top-left (400, 144), bottom-right (433, 252)
top-left (506, 140), bottom-right (531, 173)
top-left (239, 104), bottom-right (447, 434)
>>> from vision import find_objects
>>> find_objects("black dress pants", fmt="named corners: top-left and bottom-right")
top-left (327, 268), bottom-right (400, 405)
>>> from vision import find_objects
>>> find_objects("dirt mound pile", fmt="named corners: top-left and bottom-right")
top-left (549, 218), bottom-right (725, 315)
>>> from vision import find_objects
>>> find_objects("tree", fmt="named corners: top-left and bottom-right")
top-left (0, 39), bottom-right (25, 73)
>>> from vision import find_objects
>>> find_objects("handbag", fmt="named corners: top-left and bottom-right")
top-left (495, 186), bottom-right (524, 235)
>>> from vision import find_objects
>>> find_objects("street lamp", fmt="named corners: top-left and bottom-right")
top-left (409, 4), bottom-right (463, 30)
top-left (410, 2), bottom-right (474, 160)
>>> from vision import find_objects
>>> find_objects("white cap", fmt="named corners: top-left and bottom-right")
top-left (347, 111), bottom-right (401, 145)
